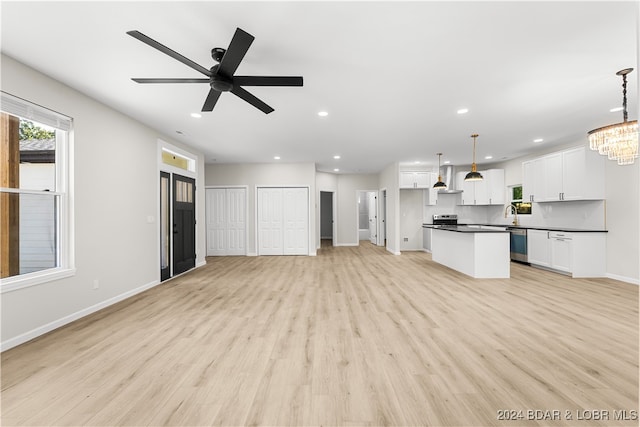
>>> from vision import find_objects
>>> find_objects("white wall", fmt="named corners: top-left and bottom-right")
top-left (336, 174), bottom-right (379, 246)
top-left (1, 55), bottom-right (206, 350)
top-left (204, 162), bottom-right (317, 255)
top-left (399, 189), bottom-right (423, 250)
top-left (379, 162), bottom-right (400, 255)
top-left (604, 158), bottom-right (639, 282)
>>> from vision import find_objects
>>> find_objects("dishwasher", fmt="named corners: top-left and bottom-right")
top-left (509, 228), bottom-right (528, 263)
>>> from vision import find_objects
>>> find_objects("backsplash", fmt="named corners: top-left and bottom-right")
top-left (424, 192), bottom-right (606, 230)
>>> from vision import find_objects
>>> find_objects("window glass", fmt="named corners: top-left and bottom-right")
top-left (509, 185), bottom-right (532, 215)
top-left (1, 95), bottom-right (71, 285)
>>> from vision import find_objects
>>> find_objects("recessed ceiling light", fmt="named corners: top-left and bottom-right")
top-left (484, 155), bottom-right (493, 160)
top-left (274, 156), bottom-right (281, 160)
top-left (610, 106), bottom-right (624, 113)
top-left (414, 161), bottom-right (421, 164)
top-left (457, 108), bottom-right (469, 114)
top-left (190, 113), bottom-right (202, 118)
top-left (333, 155), bottom-right (341, 159)
top-left (318, 111), bottom-right (329, 117)
top-left (443, 160), bottom-right (451, 164)
top-left (533, 138), bottom-right (544, 143)
top-left (333, 168), bottom-right (339, 172)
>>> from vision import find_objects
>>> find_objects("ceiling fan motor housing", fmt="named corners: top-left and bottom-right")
top-left (210, 76), bottom-right (233, 92)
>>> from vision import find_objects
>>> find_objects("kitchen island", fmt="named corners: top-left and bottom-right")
top-left (427, 225), bottom-right (510, 278)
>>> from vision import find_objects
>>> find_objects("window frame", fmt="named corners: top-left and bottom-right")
top-left (0, 92), bottom-right (75, 293)
top-left (508, 184), bottom-right (532, 215)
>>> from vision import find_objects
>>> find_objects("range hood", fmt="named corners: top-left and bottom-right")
top-left (437, 165), bottom-right (463, 193)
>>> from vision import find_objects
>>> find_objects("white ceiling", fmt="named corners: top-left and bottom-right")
top-left (1, 1), bottom-right (638, 174)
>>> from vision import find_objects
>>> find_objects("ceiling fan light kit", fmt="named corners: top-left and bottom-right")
top-left (127, 27), bottom-right (303, 114)
top-left (464, 134), bottom-right (484, 181)
top-left (588, 68), bottom-right (638, 165)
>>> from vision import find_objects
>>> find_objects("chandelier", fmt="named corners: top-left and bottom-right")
top-left (588, 68), bottom-right (638, 165)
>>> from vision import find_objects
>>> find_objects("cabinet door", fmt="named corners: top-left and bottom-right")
top-left (522, 160), bottom-right (535, 202)
top-left (473, 175), bottom-right (489, 205)
top-left (486, 169), bottom-right (505, 205)
top-left (527, 229), bottom-right (550, 267)
top-left (562, 147), bottom-right (587, 201)
top-left (550, 236), bottom-right (572, 272)
top-left (414, 172), bottom-right (431, 188)
top-left (542, 153), bottom-right (563, 201)
top-left (399, 171), bottom-right (416, 188)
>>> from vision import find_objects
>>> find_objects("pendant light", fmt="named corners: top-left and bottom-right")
top-left (464, 134), bottom-right (483, 181)
top-left (588, 68), bottom-right (638, 165)
top-left (433, 153), bottom-right (447, 189)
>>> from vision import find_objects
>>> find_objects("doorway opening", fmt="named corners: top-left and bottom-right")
top-left (320, 191), bottom-right (336, 248)
top-left (358, 190), bottom-right (378, 245)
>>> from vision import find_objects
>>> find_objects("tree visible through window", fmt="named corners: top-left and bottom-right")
top-left (510, 185), bottom-right (532, 215)
top-left (1, 91), bottom-right (72, 288)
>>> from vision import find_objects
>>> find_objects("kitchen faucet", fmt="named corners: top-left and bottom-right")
top-left (504, 204), bottom-right (519, 226)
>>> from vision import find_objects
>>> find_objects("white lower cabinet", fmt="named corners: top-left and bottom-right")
top-left (549, 232), bottom-right (572, 273)
top-left (527, 230), bottom-right (551, 267)
top-left (527, 230), bottom-right (606, 277)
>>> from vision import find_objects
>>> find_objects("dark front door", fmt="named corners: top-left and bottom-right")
top-left (160, 172), bottom-right (171, 281)
top-left (173, 174), bottom-right (196, 275)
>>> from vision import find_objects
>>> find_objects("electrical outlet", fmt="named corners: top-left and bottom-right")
top-left (92, 279), bottom-right (99, 290)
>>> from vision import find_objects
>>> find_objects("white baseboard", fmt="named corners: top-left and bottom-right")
top-left (386, 247), bottom-right (401, 255)
top-left (247, 252), bottom-right (258, 257)
top-left (196, 260), bottom-right (207, 268)
top-left (336, 243), bottom-right (358, 247)
top-left (1, 279), bottom-right (161, 352)
top-left (606, 273), bottom-right (639, 285)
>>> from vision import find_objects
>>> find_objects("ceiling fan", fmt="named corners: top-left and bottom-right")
top-left (127, 27), bottom-right (303, 114)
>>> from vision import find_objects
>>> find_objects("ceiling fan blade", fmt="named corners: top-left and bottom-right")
top-left (127, 30), bottom-right (212, 77)
top-left (218, 28), bottom-right (254, 78)
top-left (132, 78), bottom-right (210, 83)
top-left (202, 89), bottom-right (222, 112)
top-left (231, 87), bottom-right (274, 114)
top-left (233, 76), bottom-right (303, 87)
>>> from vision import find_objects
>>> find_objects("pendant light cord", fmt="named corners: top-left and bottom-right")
top-left (622, 72), bottom-right (628, 123)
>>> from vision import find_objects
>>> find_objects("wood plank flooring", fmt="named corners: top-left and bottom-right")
top-left (1, 243), bottom-right (638, 426)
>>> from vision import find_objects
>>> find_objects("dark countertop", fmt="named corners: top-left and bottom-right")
top-left (422, 223), bottom-right (608, 233)
top-left (423, 224), bottom-right (509, 233)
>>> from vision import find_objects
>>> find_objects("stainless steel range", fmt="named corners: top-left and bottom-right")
top-left (433, 214), bottom-right (458, 226)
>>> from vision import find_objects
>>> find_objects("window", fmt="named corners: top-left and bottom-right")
top-left (1, 92), bottom-right (73, 291)
top-left (509, 185), bottom-right (532, 215)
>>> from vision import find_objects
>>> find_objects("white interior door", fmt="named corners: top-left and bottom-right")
top-left (258, 188), bottom-right (284, 255)
top-left (258, 187), bottom-right (308, 256)
top-left (226, 188), bottom-right (246, 255)
top-left (368, 192), bottom-right (377, 244)
top-left (206, 188), bottom-right (246, 256)
top-left (206, 188), bottom-right (227, 256)
top-left (284, 188), bottom-right (309, 255)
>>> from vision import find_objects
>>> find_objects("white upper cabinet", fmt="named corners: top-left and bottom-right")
top-left (456, 169), bottom-right (504, 205)
top-left (399, 171), bottom-right (432, 189)
top-left (522, 146), bottom-right (604, 202)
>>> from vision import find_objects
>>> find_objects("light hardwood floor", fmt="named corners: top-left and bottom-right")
top-left (1, 243), bottom-right (638, 426)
